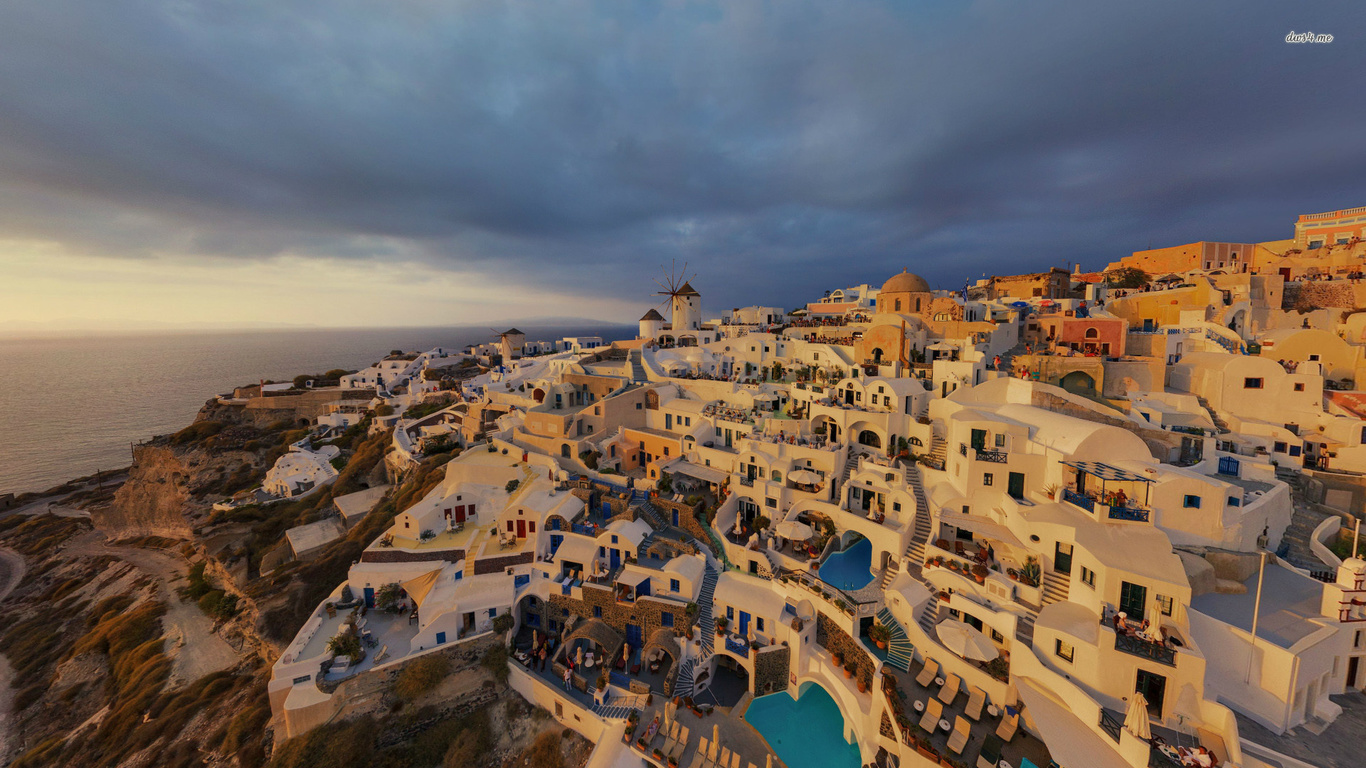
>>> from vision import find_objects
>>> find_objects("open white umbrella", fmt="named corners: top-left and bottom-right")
top-left (775, 520), bottom-right (815, 540)
top-left (935, 619), bottom-right (998, 662)
top-left (1124, 693), bottom-right (1151, 740)
top-left (787, 469), bottom-right (822, 485)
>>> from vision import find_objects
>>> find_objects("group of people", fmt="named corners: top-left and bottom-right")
top-left (1277, 358), bottom-right (1302, 373)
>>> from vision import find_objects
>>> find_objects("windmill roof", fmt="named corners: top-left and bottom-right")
top-left (676, 282), bottom-right (700, 296)
top-left (501, 328), bottom-right (525, 336)
top-left (640, 308), bottom-right (665, 321)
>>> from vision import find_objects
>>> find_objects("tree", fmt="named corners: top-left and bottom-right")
top-left (325, 368), bottom-right (352, 380)
top-left (505, 479), bottom-right (520, 493)
top-left (1107, 267), bottom-right (1149, 289)
top-left (328, 632), bottom-right (362, 660)
top-left (393, 654), bottom-right (451, 700)
top-left (375, 582), bottom-right (403, 612)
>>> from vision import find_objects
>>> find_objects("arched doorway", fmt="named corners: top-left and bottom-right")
top-left (532, 388), bottom-right (545, 403)
top-left (1060, 371), bottom-right (1097, 396)
top-left (871, 347), bottom-right (884, 364)
top-left (561, 444), bottom-right (571, 458)
top-left (857, 430), bottom-right (881, 448)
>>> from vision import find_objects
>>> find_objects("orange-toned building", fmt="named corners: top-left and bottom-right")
top-left (1106, 242), bottom-right (1255, 276)
top-left (1294, 205), bottom-right (1366, 249)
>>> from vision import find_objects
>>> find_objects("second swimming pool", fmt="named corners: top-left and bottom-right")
top-left (818, 537), bottom-right (874, 591)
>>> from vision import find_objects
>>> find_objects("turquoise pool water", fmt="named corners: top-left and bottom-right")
top-left (819, 537), bottom-right (874, 590)
top-left (744, 684), bottom-right (860, 768)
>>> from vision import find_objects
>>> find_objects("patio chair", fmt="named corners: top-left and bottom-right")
top-left (916, 658), bottom-right (940, 688)
top-left (373, 645), bottom-right (389, 662)
top-left (661, 721), bottom-right (681, 753)
top-left (729, 752), bottom-right (740, 768)
top-left (669, 726), bottom-right (691, 763)
top-left (938, 673), bottom-right (961, 706)
top-left (718, 746), bottom-right (732, 768)
top-left (687, 738), bottom-right (711, 768)
top-left (705, 738), bottom-right (720, 768)
top-left (947, 717), bottom-right (971, 755)
top-left (918, 698), bottom-right (943, 733)
top-left (965, 686), bottom-right (987, 721)
top-left (975, 734), bottom-right (1004, 768)
top-left (996, 711), bottom-right (1019, 742)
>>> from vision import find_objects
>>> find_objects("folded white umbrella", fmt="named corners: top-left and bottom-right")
top-left (1125, 693), bottom-right (1151, 740)
top-left (935, 619), bottom-right (998, 661)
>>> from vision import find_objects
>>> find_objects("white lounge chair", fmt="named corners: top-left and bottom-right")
top-left (965, 686), bottom-right (987, 721)
top-left (669, 726), bottom-right (690, 762)
top-left (916, 658), bottom-right (939, 688)
top-left (996, 711), bottom-right (1019, 742)
top-left (918, 698), bottom-right (943, 733)
top-left (938, 673), bottom-right (961, 706)
top-left (687, 738), bottom-right (711, 768)
top-left (947, 717), bottom-right (971, 755)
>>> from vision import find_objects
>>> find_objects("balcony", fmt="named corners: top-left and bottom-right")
top-left (1115, 631), bottom-right (1177, 667)
top-left (1063, 488), bottom-right (1094, 512)
top-left (738, 475), bottom-right (755, 487)
top-left (974, 448), bottom-right (1008, 464)
top-left (1107, 505), bottom-right (1150, 523)
top-left (723, 634), bottom-right (751, 658)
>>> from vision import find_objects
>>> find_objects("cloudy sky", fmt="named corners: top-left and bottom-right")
top-left (0, 1), bottom-right (1360, 331)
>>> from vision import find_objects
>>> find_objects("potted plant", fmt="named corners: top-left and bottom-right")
top-left (971, 564), bottom-right (988, 584)
top-left (1043, 483), bottom-right (1058, 500)
top-left (868, 623), bottom-right (891, 650)
top-left (843, 661), bottom-right (855, 679)
top-left (750, 639), bottom-right (762, 651)
top-left (857, 677), bottom-right (867, 693)
top-left (1021, 556), bottom-right (1041, 587)
top-left (831, 651), bottom-right (844, 667)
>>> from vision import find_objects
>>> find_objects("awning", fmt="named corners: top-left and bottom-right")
top-left (1060, 460), bottom-right (1153, 483)
top-left (665, 459), bottom-right (727, 485)
top-left (401, 568), bottom-right (443, 609)
top-left (936, 512), bottom-right (1029, 549)
top-left (1015, 677), bottom-right (1128, 768)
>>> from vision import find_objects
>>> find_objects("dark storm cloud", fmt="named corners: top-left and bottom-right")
top-left (0, 0), bottom-right (1361, 311)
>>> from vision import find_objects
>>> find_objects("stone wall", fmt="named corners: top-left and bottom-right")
top-left (548, 583), bottom-right (690, 645)
top-left (473, 551), bottom-right (534, 575)
top-left (361, 547), bottom-right (465, 564)
top-left (815, 613), bottom-right (873, 689)
top-left (653, 496), bottom-right (708, 542)
top-left (753, 644), bottom-right (790, 695)
top-left (1284, 282), bottom-right (1357, 312)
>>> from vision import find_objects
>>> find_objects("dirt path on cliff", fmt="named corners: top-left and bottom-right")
top-left (0, 547), bottom-right (27, 766)
top-left (66, 533), bottom-right (241, 686)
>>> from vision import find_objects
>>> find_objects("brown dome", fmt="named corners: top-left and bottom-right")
top-left (881, 270), bottom-right (931, 294)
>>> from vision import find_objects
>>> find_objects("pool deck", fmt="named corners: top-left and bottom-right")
top-left (630, 693), bottom-right (789, 768)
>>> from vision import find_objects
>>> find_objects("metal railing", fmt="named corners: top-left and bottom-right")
top-left (1149, 745), bottom-right (1183, 768)
top-left (738, 476), bottom-right (755, 487)
top-left (723, 635), bottom-right (750, 657)
top-left (1115, 632), bottom-right (1177, 666)
top-left (974, 448), bottom-right (1008, 464)
top-left (1107, 505), bottom-right (1151, 522)
top-left (1099, 708), bottom-right (1123, 742)
top-left (1063, 488), bottom-right (1094, 512)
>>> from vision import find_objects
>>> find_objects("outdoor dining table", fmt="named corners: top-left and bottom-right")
top-left (913, 700), bottom-right (925, 712)
top-left (938, 719), bottom-right (951, 732)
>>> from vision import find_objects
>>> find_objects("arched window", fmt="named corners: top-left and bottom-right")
top-left (894, 298), bottom-right (902, 311)
top-left (1085, 328), bottom-right (1099, 339)
top-left (771, 470), bottom-right (782, 482)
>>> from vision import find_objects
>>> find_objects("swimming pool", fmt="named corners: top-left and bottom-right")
top-left (819, 537), bottom-right (874, 591)
top-left (744, 684), bottom-right (860, 768)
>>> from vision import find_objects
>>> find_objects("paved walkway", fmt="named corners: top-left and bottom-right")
top-left (1234, 692), bottom-right (1366, 768)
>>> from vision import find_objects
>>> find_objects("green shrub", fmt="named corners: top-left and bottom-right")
top-left (393, 654), bottom-right (451, 700)
top-left (171, 421), bottom-right (224, 445)
top-left (481, 642), bottom-right (509, 683)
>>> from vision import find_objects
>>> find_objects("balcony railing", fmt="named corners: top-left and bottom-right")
top-left (1149, 746), bottom-right (1183, 768)
top-left (1063, 488), bottom-right (1094, 512)
top-left (1107, 505), bottom-right (1151, 523)
top-left (723, 634), bottom-right (751, 657)
top-left (738, 475), bottom-right (755, 487)
top-left (974, 448), bottom-right (1008, 464)
top-left (1115, 632), bottom-right (1177, 666)
top-left (1099, 708), bottom-right (1123, 742)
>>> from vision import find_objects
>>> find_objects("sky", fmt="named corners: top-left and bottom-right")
top-left (0, 1), bottom-right (1362, 331)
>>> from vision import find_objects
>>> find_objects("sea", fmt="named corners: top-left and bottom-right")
top-left (0, 324), bottom-right (633, 496)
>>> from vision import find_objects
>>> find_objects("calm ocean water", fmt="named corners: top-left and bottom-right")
top-left (0, 324), bottom-right (632, 496)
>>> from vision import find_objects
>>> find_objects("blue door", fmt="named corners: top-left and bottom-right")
top-left (550, 534), bottom-right (564, 554)
top-left (1218, 456), bottom-right (1240, 476)
top-left (610, 548), bottom-right (621, 570)
top-left (363, 587), bottom-right (375, 608)
top-left (672, 510), bottom-right (680, 526)
top-left (738, 611), bottom-right (750, 638)
top-left (626, 623), bottom-right (643, 648)
top-left (436, 631), bottom-right (447, 644)
top-left (601, 500), bottom-right (612, 516)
